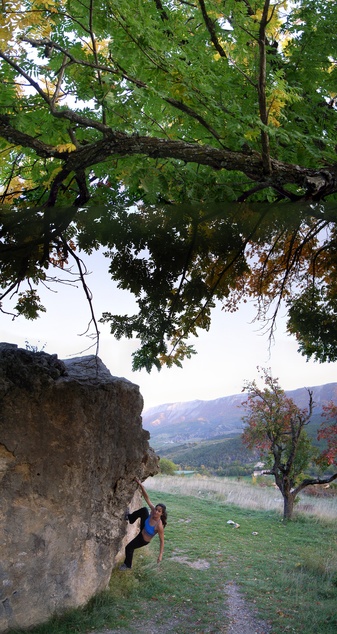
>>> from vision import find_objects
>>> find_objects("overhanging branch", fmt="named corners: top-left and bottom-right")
top-left (1, 116), bottom-right (337, 203)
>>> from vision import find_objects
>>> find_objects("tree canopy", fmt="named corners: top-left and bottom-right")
top-left (1, 0), bottom-right (337, 369)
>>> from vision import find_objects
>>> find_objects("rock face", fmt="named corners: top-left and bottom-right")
top-left (0, 344), bottom-right (158, 633)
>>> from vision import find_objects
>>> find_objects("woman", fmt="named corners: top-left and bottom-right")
top-left (120, 478), bottom-right (167, 570)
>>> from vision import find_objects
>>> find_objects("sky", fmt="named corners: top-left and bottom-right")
top-left (1, 248), bottom-right (337, 411)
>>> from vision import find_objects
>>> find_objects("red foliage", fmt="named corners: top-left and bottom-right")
top-left (318, 402), bottom-right (337, 466)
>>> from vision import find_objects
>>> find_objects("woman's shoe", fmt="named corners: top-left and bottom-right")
top-left (119, 564), bottom-right (130, 571)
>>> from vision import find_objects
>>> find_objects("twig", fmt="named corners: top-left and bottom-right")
top-left (62, 238), bottom-right (100, 358)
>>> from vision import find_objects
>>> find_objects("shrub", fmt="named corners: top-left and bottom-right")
top-left (158, 457), bottom-right (178, 475)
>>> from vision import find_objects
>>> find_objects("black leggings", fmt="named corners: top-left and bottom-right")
top-left (124, 507), bottom-right (150, 568)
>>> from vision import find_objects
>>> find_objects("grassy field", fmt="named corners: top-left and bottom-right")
top-left (145, 475), bottom-right (337, 521)
top-left (8, 476), bottom-right (337, 634)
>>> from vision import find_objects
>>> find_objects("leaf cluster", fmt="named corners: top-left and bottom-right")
top-left (287, 283), bottom-right (337, 363)
top-left (1, 1), bottom-right (337, 368)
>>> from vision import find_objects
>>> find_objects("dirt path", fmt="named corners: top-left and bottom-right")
top-left (89, 579), bottom-right (271, 634)
top-left (225, 581), bottom-right (271, 634)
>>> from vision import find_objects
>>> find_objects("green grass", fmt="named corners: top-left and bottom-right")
top-left (8, 486), bottom-right (337, 634)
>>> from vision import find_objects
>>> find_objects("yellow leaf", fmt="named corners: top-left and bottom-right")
top-left (244, 129), bottom-right (259, 141)
top-left (55, 143), bottom-right (77, 153)
top-left (32, 0), bottom-right (58, 10)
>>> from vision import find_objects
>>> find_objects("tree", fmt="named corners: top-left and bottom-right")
top-left (159, 457), bottom-right (178, 475)
top-left (241, 368), bottom-right (337, 520)
top-left (1, 1), bottom-right (337, 369)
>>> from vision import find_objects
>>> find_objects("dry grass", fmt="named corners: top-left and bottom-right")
top-left (145, 475), bottom-right (337, 521)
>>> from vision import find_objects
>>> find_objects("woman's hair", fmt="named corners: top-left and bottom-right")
top-left (156, 503), bottom-right (167, 528)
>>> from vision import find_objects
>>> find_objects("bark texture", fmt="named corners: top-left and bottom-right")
top-left (1, 118), bottom-right (337, 199)
top-left (0, 344), bottom-right (158, 632)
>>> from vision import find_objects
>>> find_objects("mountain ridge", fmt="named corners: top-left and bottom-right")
top-left (142, 382), bottom-right (337, 447)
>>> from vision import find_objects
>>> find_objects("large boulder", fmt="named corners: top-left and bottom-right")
top-left (0, 344), bottom-right (158, 632)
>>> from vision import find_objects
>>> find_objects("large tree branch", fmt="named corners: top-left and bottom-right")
top-left (293, 472), bottom-right (337, 497)
top-left (1, 117), bottom-right (337, 200)
top-left (63, 131), bottom-right (337, 196)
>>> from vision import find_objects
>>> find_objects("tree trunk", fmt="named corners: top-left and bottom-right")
top-left (283, 491), bottom-right (295, 520)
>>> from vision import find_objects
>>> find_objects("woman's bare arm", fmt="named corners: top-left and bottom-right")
top-left (157, 523), bottom-right (164, 563)
top-left (135, 478), bottom-right (155, 510)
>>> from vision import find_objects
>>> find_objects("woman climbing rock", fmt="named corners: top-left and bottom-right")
top-left (120, 478), bottom-right (167, 570)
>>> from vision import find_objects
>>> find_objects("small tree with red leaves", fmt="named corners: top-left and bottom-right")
top-left (242, 368), bottom-right (337, 520)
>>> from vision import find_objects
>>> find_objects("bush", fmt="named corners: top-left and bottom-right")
top-left (158, 457), bottom-right (178, 475)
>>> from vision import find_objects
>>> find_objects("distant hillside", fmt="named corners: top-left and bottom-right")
top-left (159, 436), bottom-right (259, 476)
top-left (142, 382), bottom-right (337, 450)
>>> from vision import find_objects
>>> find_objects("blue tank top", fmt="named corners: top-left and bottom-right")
top-left (144, 516), bottom-right (156, 537)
